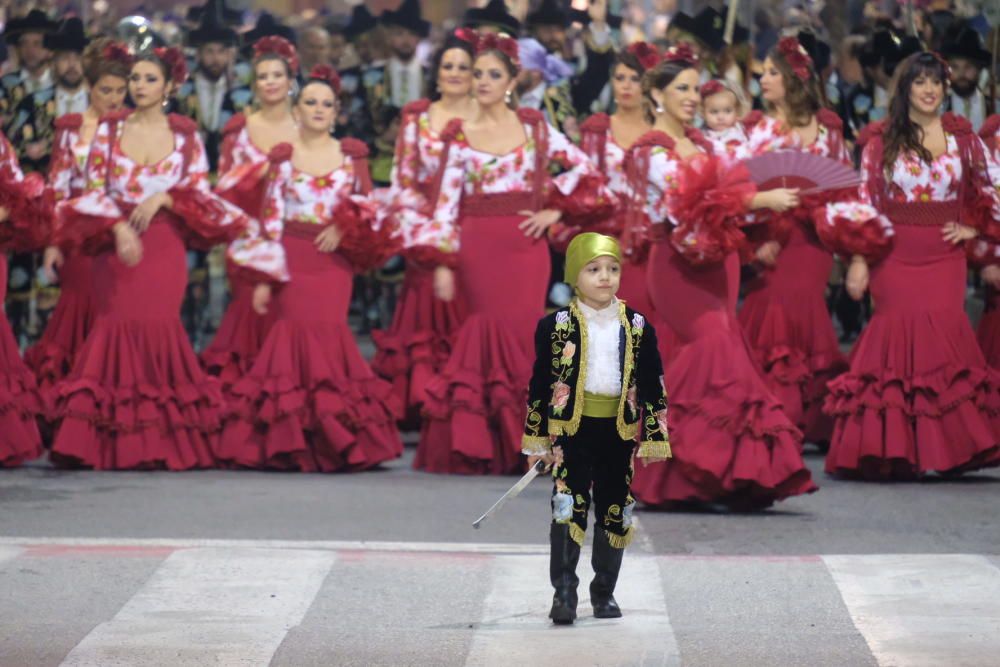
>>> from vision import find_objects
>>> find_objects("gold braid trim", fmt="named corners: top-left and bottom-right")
top-left (569, 522), bottom-right (587, 546)
top-left (616, 303), bottom-right (639, 441)
top-left (637, 440), bottom-right (672, 462)
top-left (521, 436), bottom-right (552, 456)
top-left (605, 527), bottom-right (634, 549)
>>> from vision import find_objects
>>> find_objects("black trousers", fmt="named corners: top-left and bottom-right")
top-left (551, 416), bottom-right (636, 547)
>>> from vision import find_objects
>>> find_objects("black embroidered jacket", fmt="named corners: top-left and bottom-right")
top-left (522, 300), bottom-right (671, 461)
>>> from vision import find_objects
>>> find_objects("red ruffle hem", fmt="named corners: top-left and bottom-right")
top-left (200, 261), bottom-right (277, 388)
top-left (739, 221), bottom-right (848, 444)
top-left (48, 218), bottom-right (221, 470)
top-left (825, 201), bottom-right (1000, 480)
top-left (632, 240), bottom-right (816, 510)
top-left (415, 193), bottom-right (548, 475)
top-left (24, 253), bottom-right (97, 392)
top-left (216, 222), bottom-right (403, 472)
top-left (0, 256), bottom-right (43, 466)
top-left (371, 264), bottom-right (467, 426)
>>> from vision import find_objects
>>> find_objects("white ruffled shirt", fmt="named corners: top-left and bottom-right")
top-left (578, 298), bottom-right (622, 397)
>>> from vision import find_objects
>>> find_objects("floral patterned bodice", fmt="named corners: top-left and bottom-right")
top-left (265, 159), bottom-right (360, 230)
top-left (704, 124), bottom-right (752, 165)
top-left (749, 114), bottom-right (850, 163)
top-left (48, 123), bottom-right (90, 201)
top-left (218, 118), bottom-right (267, 180)
top-left (639, 144), bottom-right (696, 227)
top-left (391, 107), bottom-right (446, 199)
top-left (427, 118), bottom-right (598, 254)
top-left (0, 132), bottom-right (24, 182)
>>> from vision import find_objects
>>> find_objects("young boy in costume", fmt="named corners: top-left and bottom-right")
top-left (523, 232), bottom-right (671, 625)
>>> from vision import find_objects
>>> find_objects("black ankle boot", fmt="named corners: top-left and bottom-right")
top-left (549, 523), bottom-right (581, 625)
top-left (590, 529), bottom-right (624, 618)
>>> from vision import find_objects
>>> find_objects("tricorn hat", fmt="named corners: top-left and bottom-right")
top-left (381, 0), bottom-right (430, 39)
top-left (670, 7), bottom-right (725, 52)
top-left (187, 0), bottom-right (239, 47)
top-left (527, 0), bottom-right (570, 28)
top-left (941, 26), bottom-right (991, 68)
top-left (3, 9), bottom-right (57, 45)
top-left (44, 17), bottom-right (88, 53)
top-left (464, 0), bottom-right (521, 35)
top-left (344, 4), bottom-right (378, 41)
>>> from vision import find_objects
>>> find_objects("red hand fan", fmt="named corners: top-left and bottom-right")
top-left (743, 151), bottom-right (860, 195)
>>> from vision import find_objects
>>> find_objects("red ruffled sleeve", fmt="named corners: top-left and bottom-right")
top-left (0, 172), bottom-right (51, 252)
top-left (814, 202), bottom-right (894, 263)
top-left (968, 238), bottom-right (1000, 268)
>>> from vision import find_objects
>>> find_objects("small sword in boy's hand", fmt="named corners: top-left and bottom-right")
top-left (472, 460), bottom-right (546, 529)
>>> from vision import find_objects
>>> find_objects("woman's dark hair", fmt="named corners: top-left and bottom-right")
top-left (474, 48), bottom-right (519, 79)
top-left (765, 44), bottom-right (826, 127)
top-left (612, 50), bottom-right (646, 78)
top-left (641, 59), bottom-right (696, 111)
top-left (429, 34), bottom-right (476, 100)
top-left (253, 52), bottom-right (294, 80)
top-left (82, 38), bottom-right (130, 86)
top-left (294, 79), bottom-right (337, 104)
top-left (883, 51), bottom-right (949, 168)
top-left (134, 53), bottom-right (171, 82)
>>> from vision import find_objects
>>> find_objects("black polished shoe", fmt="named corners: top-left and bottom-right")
top-left (548, 523), bottom-right (581, 625)
top-left (590, 528), bottom-right (625, 619)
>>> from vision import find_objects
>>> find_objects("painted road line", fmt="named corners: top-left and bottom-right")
top-left (824, 554), bottom-right (1000, 667)
top-left (60, 547), bottom-right (334, 667)
top-left (465, 554), bottom-right (680, 667)
top-left (0, 545), bottom-right (23, 568)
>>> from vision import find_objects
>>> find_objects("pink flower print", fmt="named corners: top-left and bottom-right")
top-left (911, 184), bottom-right (933, 203)
top-left (656, 409), bottom-right (669, 435)
top-left (551, 381), bottom-right (571, 413)
top-left (561, 342), bottom-right (576, 362)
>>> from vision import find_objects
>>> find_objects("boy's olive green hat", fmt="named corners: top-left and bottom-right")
top-left (564, 232), bottom-right (622, 285)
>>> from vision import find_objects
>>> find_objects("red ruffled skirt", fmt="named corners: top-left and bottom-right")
top-left (25, 253), bottom-right (97, 392)
top-left (217, 222), bottom-right (403, 472)
top-left (739, 221), bottom-right (847, 444)
top-left (49, 218), bottom-right (222, 470)
top-left (825, 202), bottom-right (1000, 479)
top-left (200, 261), bottom-right (276, 388)
top-left (0, 255), bottom-right (42, 466)
top-left (371, 265), bottom-right (467, 425)
top-left (632, 237), bottom-right (815, 510)
top-left (978, 287), bottom-right (1000, 370)
top-left (619, 256), bottom-right (678, 369)
top-left (415, 194), bottom-right (547, 475)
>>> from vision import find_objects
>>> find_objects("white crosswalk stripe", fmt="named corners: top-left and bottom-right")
top-left (0, 540), bottom-right (998, 666)
top-left (59, 547), bottom-right (335, 667)
top-left (824, 554), bottom-right (1000, 667)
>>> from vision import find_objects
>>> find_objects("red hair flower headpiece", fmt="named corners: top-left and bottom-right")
top-left (625, 41), bottom-right (662, 71)
top-left (699, 79), bottom-right (726, 99)
top-left (663, 42), bottom-right (700, 67)
top-left (307, 64), bottom-right (342, 95)
top-left (153, 46), bottom-right (188, 85)
top-left (102, 41), bottom-right (135, 69)
top-left (454, 27), bottom-right (479, 47)
top-left (476, 32), bottom-right (520, 69)
top-left (254, 35), bottom-right (300, 76)
top-left (777, 36), bottom-right (813, 82)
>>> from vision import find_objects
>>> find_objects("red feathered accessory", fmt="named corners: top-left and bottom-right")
top-left (102, 41), bottom-right (135, 70)
top-left (663, 42), bottom-right (699, 67)
top-left (626, 41), bottom-right (662, 71)
top-left (306, 64), bottom-right (341, 95)
top-left (546, 172), bottom-right (618, 228)
top-left (253, 35), bottom-right (299, 75)
top-left (476, 32), bottom-right (520, 69)
top-left (0, 173), bottom-right (51, 252)
top-left (153, 46), bottom-right (188, 85)
top-left (814, 202), bottom-right (894, 263)
top-left (333, 197), bottom-right (400, 272)
top-left (777, 36), bottom-right (813, 82)
top-left (668, 153), bottom-right (755, 265)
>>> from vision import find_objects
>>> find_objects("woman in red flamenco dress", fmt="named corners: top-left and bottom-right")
top-left (740, 37), bottom-right (852, 446)
top-left (371, 30), bottom-right (477, 425)
top-left (0, 131), bottom-right (45, 466)
top-left (216, 66), bottom-right (403, 473)
top-left (28, 39), bottom-right (130, 392)
top-left (973, 114), bottom-right (1000, 369)
top-left (49, 50), bottom-right (252, 470)
top-left (413, 34), bottom-right (611, 475)
top-left (201, 36), bottom-right (300, 386)
top-left (628, 45), bottom-right (817, 510)
top-left (822, 53), bottom-right (1000, 480)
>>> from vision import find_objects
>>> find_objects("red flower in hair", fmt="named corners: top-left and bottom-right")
top-left (625, 41), bottom-right (662, 71)
top-left (663, 42), bottom-right (699, 66)
top-left (700, 79), bottom-right (725, 99)
top-left (454, 28), bottom-right (479, 48)
top-left (476, 32), bottom-right (520, 69)
top-left (777, 36), bottom-right (813, 82)
top-left (154, 46), bottom-right (188, 85)
top-left (102, 41), bottom-right (135, 69)
top-left (308, 64), bottom-right (342, 95)
top-left (254, 35), bottom-right (300, 76)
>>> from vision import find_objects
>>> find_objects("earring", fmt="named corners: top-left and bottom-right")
top-left (655, 103), bottom-right (664, 114)
top-left (504, 89), bottom-right (512, 105)
top-left (162, 97), bottom-right (169, 110)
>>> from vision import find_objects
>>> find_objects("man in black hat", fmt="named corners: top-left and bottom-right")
top-left (845, 29), bottom-right (901, 133)
top-left (176, 0), bottom-right (240, 173)
top-left (336, 6), bottom-right (380, 154)
top-left (942, 25), bottom-right (993, 131)
top-left (668, 7), bottom-right (726, 71)
top-left (366, 0), bottom-right (430, 184)
top-left (0, 9), bottom-right (56, 127)
top-left (463, 0), bottom-right (522, 35)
